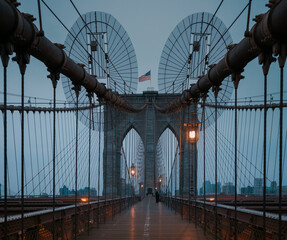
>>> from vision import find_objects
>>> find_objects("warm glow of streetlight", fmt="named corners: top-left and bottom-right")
top-left (130, 163), bottom-right (136, 176)
top-left (81, 198), bottom-right (88, 203)
top-left (189, 130), bottom-right (196, 139)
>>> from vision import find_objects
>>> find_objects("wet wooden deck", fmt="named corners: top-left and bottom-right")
top-left (78, 195), bottom-right (208, 240)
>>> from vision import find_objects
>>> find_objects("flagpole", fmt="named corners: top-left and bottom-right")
top-left (149, 71), bottom-right (151, 89)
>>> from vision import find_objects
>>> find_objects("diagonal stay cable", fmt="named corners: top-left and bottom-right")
top-left (69, 0), bottom-right (135, 93)
top-left (165, 0), bottom-right (225, 93)
top-left (41, 0), bottom-right (133, 94)
top-left (165, 1), bottom-right (249, 94)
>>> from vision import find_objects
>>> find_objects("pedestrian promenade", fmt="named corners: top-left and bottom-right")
top-left (78, 195), bottom-right (208, 239)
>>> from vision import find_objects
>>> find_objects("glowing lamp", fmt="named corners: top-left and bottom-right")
top-left (81, 198), bottom-right (88, 203)
top-left (189, 130), bottom-right (196, 140)
top-left (130, 163), bottom-right (136, 176)
top-left (158, 175), bottom-right (162, 183)
top-left (184, 123), bottom-right (200, 143)
top-left (184, 112), bottom-right (201, 143)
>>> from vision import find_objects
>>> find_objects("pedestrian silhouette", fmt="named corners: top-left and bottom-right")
top-left (155, 191), bottom-right (159, 203)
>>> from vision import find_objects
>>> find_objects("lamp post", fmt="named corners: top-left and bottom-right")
top-left (184, 111), bottom-right (200, 223)
top-left (130, 163), bottom-right (136, 200)
top-left (158, 175), bottom-right (162, 193)
top-left (184, 122), bottom-right (200, 144)
top-left (183, 111), bottom-right (201, 194)
top-left (140, 183), bottom-right (144, 199)
top-left (130, 163), bottom-right (136, 177)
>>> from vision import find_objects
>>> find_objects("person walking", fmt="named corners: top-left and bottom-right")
top-left (155, 191), bottom-right (160, 203)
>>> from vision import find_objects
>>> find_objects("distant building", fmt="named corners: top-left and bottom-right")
top-left (199, 181), bottom-right (221, 195)
top-left (269, 181), bottom-right (277, 195)
top-left (222, 182), bottom-right (235, 195)
top-left (254, 178), bottom-right (263, 195)
top-left (59, 185), bottom-right (97, 196)
top-left (200, 181), bottom-right (211, 195)
top-left (77, 187), bottom-right (97, 196)
top-left (212, 182), bottom-right (221, 194)
top-left (241, 186), bottom-right (254, 195)
top-left (59, 185), bottom-right (70, 195)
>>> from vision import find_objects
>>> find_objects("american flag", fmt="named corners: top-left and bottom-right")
top-left (139, 71), bottom-right (151, 82)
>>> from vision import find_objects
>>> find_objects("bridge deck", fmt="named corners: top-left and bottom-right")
top-left (78, 196), bottom-right (207, 240)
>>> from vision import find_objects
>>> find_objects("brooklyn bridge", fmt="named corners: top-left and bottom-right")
top-left (0, 0), bottom-right (287, 239)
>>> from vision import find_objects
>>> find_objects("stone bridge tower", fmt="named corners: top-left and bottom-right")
top-left (103, 91), bottom-right (198, 197)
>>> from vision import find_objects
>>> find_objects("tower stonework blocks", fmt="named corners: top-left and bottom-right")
top-left (103, 91), bottom-right (198, 197)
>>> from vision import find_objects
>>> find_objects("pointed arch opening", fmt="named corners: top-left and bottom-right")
top-left (121, 128), bottom-right (145, 196)
top-left (156, 127), bottom-right (179, 196)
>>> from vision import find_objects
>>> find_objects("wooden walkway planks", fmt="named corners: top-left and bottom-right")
top-left (78, 196), bottom-right (208, 240)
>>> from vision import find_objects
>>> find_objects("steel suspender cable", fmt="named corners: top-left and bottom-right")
top-left (104, 104), bottom-right (107, 220)
top-left (234, 85), bottom-right (238, 240)
top-left (97, 103), bottom-right (101, 226)
top-left (74, 85), bottom-right (80, 239)
top-left (13, 51), bottom-right (29, 240)
top-left (203, 96), bottom-right (206, 235)
top-left (179, 108), bottom-right (183, 214)
top-left (4, 64), bottom-right (7, 239)
top-left (124, 123), bottom-right (127, 205)
top-left (53, 84), bottom-right (56, 240)
top-left (232, 71), bottom-right (242, 240)
top-left (1, 46), bottom-right (9, 240)
top-left (194, 103), bottom-right (197, 228)
top-left (20, 63), bottom-right (26, 240)
top-left (279, 65), bottom-right (283, 240)
top-left (111, 106), bottom-right (114, 218)
top-left (174, 119), bottom-right (177, 205)
top-left (263, 72), bottom-right (267, 240)
top-left (118, 109), bottom-right (121, 213)
top-left (50, 71), bottom-right (58, 240)
top-left (214, 89), bottom-right (218, 240)
top-left (278, 46), bottom-right (286, 240)
top-left (87, 93), bottom-right (92, 234)
top-left (188, 105), bottom-right (191, 223)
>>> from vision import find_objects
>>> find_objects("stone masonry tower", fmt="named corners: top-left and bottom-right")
top-left (103, 91), bottom-right (198, 197)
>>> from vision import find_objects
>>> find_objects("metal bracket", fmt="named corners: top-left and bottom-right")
top-left (86, 91), bottom-right (94, 104)
top-left (0, 42), bottom-right (13, 67)
top-left (232, 70), bottom-right (245, 90)
top-left (258, 49), bottom-right (276, 75)
top-left (72, 83), bottom-right (81, 98)
top-left (47, 69), bottom-right (60, 89)
top-left (212, 84), bottom-right (222, 99)
top-left (278, 43), bottom-right (287, 68)
top-left (12, 51), bottom-right (30, 75)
